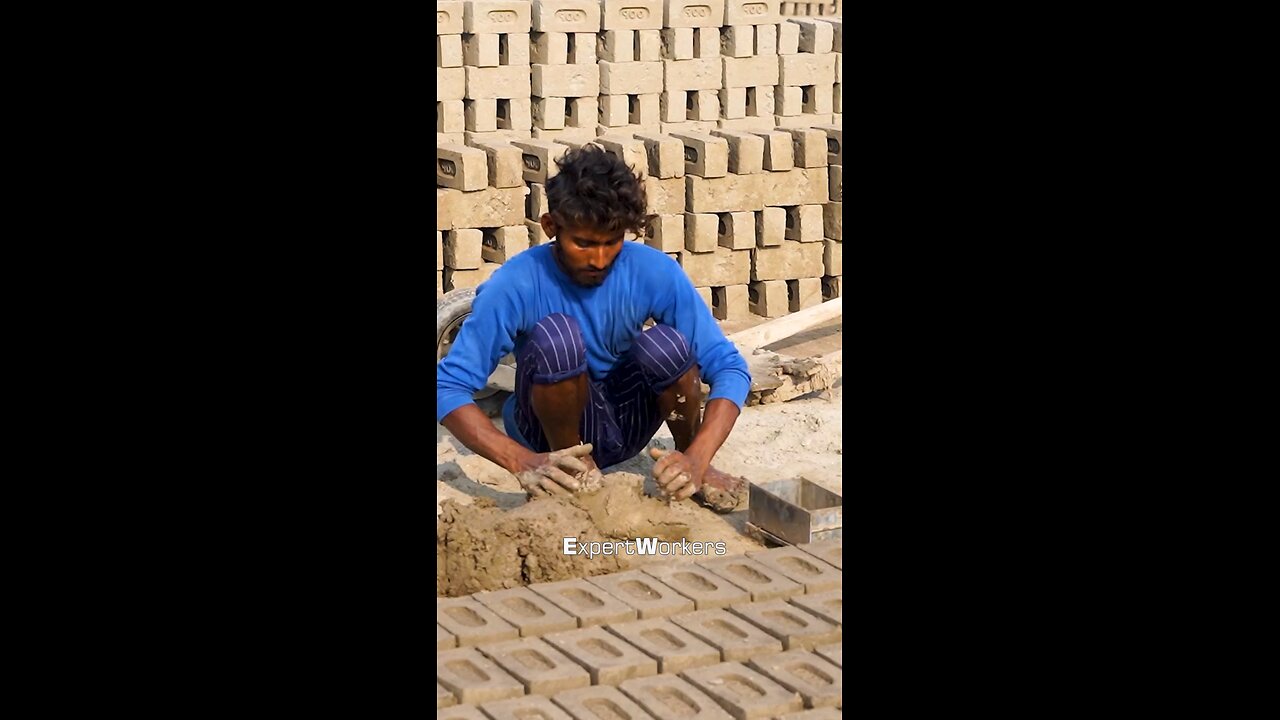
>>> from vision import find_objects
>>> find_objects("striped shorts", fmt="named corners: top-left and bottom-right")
top-left (503, 313), bottom-right (696, 469)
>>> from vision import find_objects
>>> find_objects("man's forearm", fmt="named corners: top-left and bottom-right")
top-left (440, 403), bottom-right (533, 474)
top-left (683, 398), bottom-right (740, 471)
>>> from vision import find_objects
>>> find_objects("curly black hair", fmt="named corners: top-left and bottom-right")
top-left (545, 144), bottom-right (650, 237)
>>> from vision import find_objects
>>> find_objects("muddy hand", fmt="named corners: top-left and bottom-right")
top-left (517, 444), bottom-right (595, 499)
top-left (649, 447), bottom-right (700, 501)
top-left (696, 465), bottom-right (747, 513)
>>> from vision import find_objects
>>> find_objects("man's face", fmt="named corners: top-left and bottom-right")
top-left (541, 215), bottom-right (625, 287)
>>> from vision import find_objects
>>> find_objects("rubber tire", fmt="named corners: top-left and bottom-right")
top-left (436, 286), bottom-right (477, 362)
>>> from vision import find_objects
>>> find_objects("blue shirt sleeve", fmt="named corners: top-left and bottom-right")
top-left (650, 259), bottom-right (752, 408)
top-left (436, 274), bottom-right (525, 424)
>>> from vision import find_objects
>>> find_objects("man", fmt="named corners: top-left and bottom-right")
top-left (437, 145), bottom-right (751, 511)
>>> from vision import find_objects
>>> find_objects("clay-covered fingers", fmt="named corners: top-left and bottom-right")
top-left (538, 475), bottom-right (573, 497)
top-left (538, 463), bottom-right (580, 492)
top-left (649, 447), bottom-right (668, 460)
top-left (551, 453), bottom-right (589, 476)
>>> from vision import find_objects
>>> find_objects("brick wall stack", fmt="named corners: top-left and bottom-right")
top-left (437, 0), bottom-right (843, 319)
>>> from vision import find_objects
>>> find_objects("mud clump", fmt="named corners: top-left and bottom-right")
top-left (437, 473), bottom-right (692, 597)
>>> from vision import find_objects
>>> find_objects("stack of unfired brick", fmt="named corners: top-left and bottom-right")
top-left (437, 0), bottom-right (843, 320)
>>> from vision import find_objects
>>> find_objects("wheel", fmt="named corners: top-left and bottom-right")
top-left (436, 287), bottom-right (514, 405)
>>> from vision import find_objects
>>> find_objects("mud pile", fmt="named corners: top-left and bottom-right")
top-left (437, 473), bottom-right (692, 597)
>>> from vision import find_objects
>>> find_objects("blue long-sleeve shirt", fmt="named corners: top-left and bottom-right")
top-left (436, 242), bottom-right (752, 426)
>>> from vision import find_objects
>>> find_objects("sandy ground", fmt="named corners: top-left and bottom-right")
top-left (436, 319), bottom-right (841, 595)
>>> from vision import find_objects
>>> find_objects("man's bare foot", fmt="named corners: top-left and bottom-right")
top-left (694, 466), bottom-right (747, 513)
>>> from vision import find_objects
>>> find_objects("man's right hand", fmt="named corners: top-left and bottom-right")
top-left (516, 444), bottom-right (596, 498)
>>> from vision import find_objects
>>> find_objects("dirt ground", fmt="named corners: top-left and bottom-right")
top-left (436, 317), bottom-right (841, 596)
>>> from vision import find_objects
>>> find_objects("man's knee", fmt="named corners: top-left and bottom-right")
top-left (633, 325), bottom-right (696, 392)
top-left (529, 313), bottom-right (587, 383)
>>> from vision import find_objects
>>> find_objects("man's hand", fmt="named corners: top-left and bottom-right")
top-left (649, 447), bottom-right (706, 501)
top-left (517, 444), bottom-right (596, 499)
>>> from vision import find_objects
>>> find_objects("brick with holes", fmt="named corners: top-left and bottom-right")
top-left (463, 0), bottom-right (532, 33)
top-left (698, 556), bottom-right (804, 602)
top-left (642, 563), bottom-right (751, 610)
top-left (685, 212), bottom-right (719, 252)
top-left (788, 276), bottom-right (823, 311)
top-left (669, 608), bottom-right (784, 661)
top-left (717, 211), bottom-right (756, 250)
top-left (749, 279), bottom-right (788, 317)
top-left (531, 0), bottom-right (601, 32)
top-left (728, 599), bottom-right (840, 650)
top-left (476, 636), bottom-right (591, 695)
top-left (605, 617), bottom-right (722, 674)
top-left (587, 570), bottom-right (695, 619)
top-left (530, 578), bottom-right (638, 627)
top-left (600, 0), bottom-right (664, 29)
top-left (542, 625), bottom-right (659, 685)
top-left (712, 285), bottom-right (751, 320)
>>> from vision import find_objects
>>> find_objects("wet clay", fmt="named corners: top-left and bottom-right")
top-left (437, 473), bottom-right (693, 597)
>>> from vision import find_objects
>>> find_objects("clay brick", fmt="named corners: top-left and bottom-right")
top-left (439, 34), bottom-right (464, 67)
top-left (749, 279), bottom-right (787, 317)
top-left (746, 546), bottom-right (840, 593)
top-left (463, 32), bottom-right (500, 66)
top-left (480, 694), bottom-right (575, 720)
top-left (688, 90), bottom-right (720, 121)
top-left (670, 132), bottom-right (728, 178)
top-left (437, 705), bottom-right (488, 720)
top-left (564, 97), bottom-right (597, 128)
top-left (598, 94), bottom-right (631, 127)
top-left (642, 564), bottom-right (750, 609)
top-left (755, 207), bottom-right (785, 247)
top-left (628, 93), bottom-right (662, 127)
top-left (746, 85), bottom-right (775, 118)
top-left (620, 674), bottom-right (734, 719)
top-left (438, 596), bottom-right (521, 646)
top-left (526, 182), bottom-right (550, 220)
top-left (664, 58), bottom-right (722, 92)
top-left (686, 173), bottom-right (763, 213)
top-left (794, 539), bottom-right (841, 569)
top-left (473, 586), bottom-right (578, 638)
top-left (719, 87), bottom-right (748, 120)
top-left (637, 29), bottom-right (662, 61)
top-left (753, 23), bottom-right (777, 55)
top-left (436, 646), bottom-right (525, 705)
top-left (761, 167), bottom-right (827, 206)
top-left (532, 63), bottom-right (601, 97)
top-left (445, 229), bottom-right (484, 270)
top-left (663, 119), bottom-right (720, 135)
top-left (715, 211), bottom-right (755, 250)
top-left (777, 19), bottom-right (800, 54)
top-left (785, 128), bottom-right (827, 168)
top-left (820, 275), bottom-right (840, 300)
top-left (746, 650), bottom-right (840, 709)
top-left (500, 98), bottom-right (534, 132)
top-left (778, 709), bottom-right (842, 720)
top-left (570, 32), bottom-right (597, 63)
top-left (465, 66), bottom-right (533, 100)
top-left (709, 130), bottom-right (764, 174)
top-left (466, 139), bottom-right (523, 188)
top-left (728, 599), bottom-right (839, 650)
top-left (605, 618), bottom-right (722, 674)
top-left (694, 26), bottom-right (720, 58)
top-left (644, 175), bottom-right (686, 215)
top-left (724, 0), bottom-right (781, 25)
top-left (439, 100), bottom-right (465, 134)
top-left (787, 277), bottom-right (821, 311)
top-left (527, 218), bottom-right (551, 245)
top-left (752, 130), bottom-right (794, 171)
top-left (599, 61), bottom-right (664, 95)
top-left (543, 626), bottom-right (658, 685)
top-left (680, 246), bottom-right (750, 287)
top-left (531, 578), bottom-right (638, 627)
top-left (712, 285), bottom-right (750, 320)
top-left (723, 56), bottom-right (780, 88)
top-left (773, 113), bottom-right (832, 129)
top-left (696, 285), bottom-right (714, 310)
top-left (827, 164), bottom-right (841, 201)
top-left (440, 623), bottom-right (458, 650)
top-left (645, 213), bottom-right (685, 253)
top-left (788, 17), bottom-right (833, 54)
top-left (511, 139), bottom-right (568, 184)
top-left (440, 131), bottom-right (466, 145)
top-left (595, 135), bottom-right (650, 179)
top-left (533, 96), bottom-right (566, 130)
top-left (551, 685), bottom-right (657, 720)
top-left (439, 186), bottom-right (528, 230)
top-left (813, 124), bottom-right (841, 165)
top-left (661, 27), bottom-right (695, 59)
top-left (783, 204), bottom-right (823, 243)
top-left (440, 67), bottom-right (466, 101)
top-left (800, 83), bottom-right (832, 114)
top-left (699, 556), bottom-right (803, 601)
top-left (587, 570), bottom-right (695, 619)
top-left (439, 682), bottom-right (457, 709)
top-left (634, 132), bottom-right (686, 179)
top-left (832, 82), bottom-right (841, 113)
top-left (684, 212), bottom-right (719, 252)
top-left (717, 116), bottom-right (776, 133)
top-left (823, 205), bottom-right (841, 242)
top-left (477, 636), bottom-right (592, 695)
top-left (463, 0), bottom-right (532, 34)
top-left (778, 53), bottom-right (836, 87)
top-left (531, 31), bottom-right (568, 64)
top-left (438, 1), bottom-right (466, 34)
top-left (481, 226), bottom-right (531, 263)
top-left (814, 642), bottom-right (841, 667)
top-left (681, 661), bottom-right (803, 719)
top-left (598, 29), bottom-right (635, 62)
top-left (751, 242), bottom-right (822, 281)
top-left (665, 0), bottom-right (726, 27)
top-left (788, 589), bottom-right (841, 627)
top-left (531, 0), bottom-right (601, 32)
top-left (600, 0), bottom-right (664, 30)
top-left (465, 99), bottom-right (499, 132)
top-left (669, 608), bottom-right (784, 662)
top-left (720, 25), bottom-right (753, 58)
top-left (775, 85), bottom-right (803, 117)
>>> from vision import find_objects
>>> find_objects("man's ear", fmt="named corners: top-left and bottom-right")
top-left (540, 214), bottom-right (556, 242)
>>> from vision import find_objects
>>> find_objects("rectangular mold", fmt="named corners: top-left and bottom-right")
top-left (748, 477), bottom-right (842, 546)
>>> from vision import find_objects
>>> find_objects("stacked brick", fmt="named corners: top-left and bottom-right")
top-left (436, 0), bottom-right (843, 317)
top-left (780, 0), bottom-right (841, 17)
top-left (436, 540), bottom-right (843, 717)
